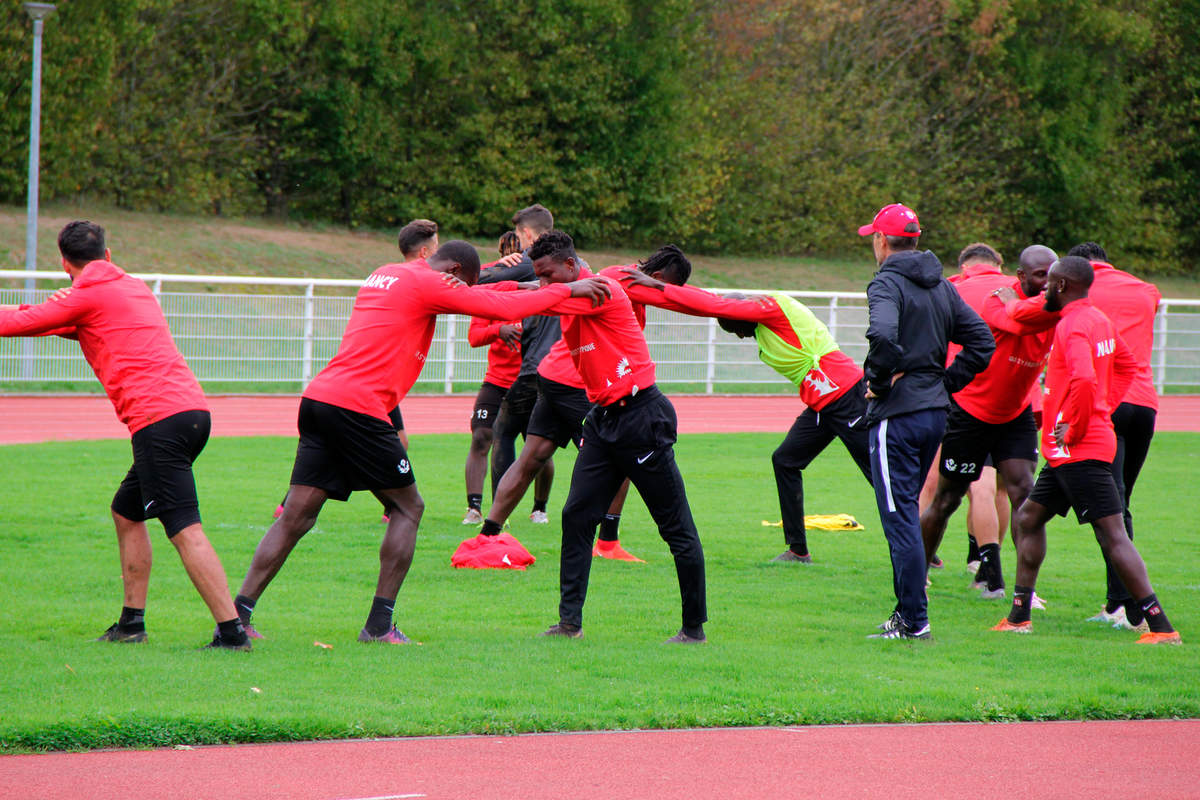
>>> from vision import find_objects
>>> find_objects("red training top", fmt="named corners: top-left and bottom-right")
top-left (540, 270), bottom-right (656, 405)
top-left (0, 260), bottom-right (208, 433)
top-left (951, 265), bottom-right (1053, 424)
top-left (537, 265), bottom-right (660, 390)
top-left (468, 317), bottom-right (522, 389)
top-left (1088, 261), bottom-right (1161, 410)
top-left (303, 260), bottom-right (574, 422)
top-left (1040, 298), bottom-right (1138, 466)
top-left (638, 282), bottom-right (862, 411)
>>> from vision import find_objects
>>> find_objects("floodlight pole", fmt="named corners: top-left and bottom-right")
top-left (23, 3), bottom-right (55, 305)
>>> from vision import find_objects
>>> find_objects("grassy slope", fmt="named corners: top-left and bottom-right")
top-left (8, 203), bottom-right (1196, 295)
top-left (1, 432), bottom-right (1196, 752)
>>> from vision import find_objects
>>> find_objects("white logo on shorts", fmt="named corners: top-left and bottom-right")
top-left (397, 460), bottom-right (410, 474)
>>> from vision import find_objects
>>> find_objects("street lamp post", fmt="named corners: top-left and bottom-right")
top-left (22, 3), bottom-right (55, 381)
top-left (23, 2), bottom-right (56, 304)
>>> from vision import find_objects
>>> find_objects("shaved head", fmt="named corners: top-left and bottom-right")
top-left (1016, 244), bottom-right (1057, 297)
top-left (1019, 245), bottom-right (1057, 271)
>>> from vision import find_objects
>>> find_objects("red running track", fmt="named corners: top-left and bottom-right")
top-left (3, 394), bottom-right (1200, 443)
top-left (4, 720), bottom-right (1199, 800)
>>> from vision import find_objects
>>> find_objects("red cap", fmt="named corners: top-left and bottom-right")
top-left (857, 204), bottom-right (921, 237)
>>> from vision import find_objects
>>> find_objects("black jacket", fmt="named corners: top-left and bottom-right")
top-left (863, 249), bottom-right (994, 423)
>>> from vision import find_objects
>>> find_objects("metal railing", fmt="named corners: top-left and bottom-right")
top-left (2, 270), bottom-right (1198, 394)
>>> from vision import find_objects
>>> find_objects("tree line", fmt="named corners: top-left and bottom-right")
top-left (2, 0), bottom-right (1196, 273)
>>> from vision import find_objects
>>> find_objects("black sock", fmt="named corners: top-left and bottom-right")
top-left (1123, 597), bottom-right (1145, 626)
top-left (682, 624), bottom-right (705, 640)
top-left (467, 493), bottom-right (482, 511)
top-left (967, 533), bottom-right (980, 563)
top-left (532, 498), bottom-right (548, 513)
top-left (118, 606), bottom-right (145, 632)
top-left (1008, 585), bottom-right (1034, 624)
top-left (481, 518), bottom-right (502, 536)
top-left (233, 594), bottom-right (256, 624)
top-left (1105, 598), bottom-right (1123, 615)
top-left (216, 618), bottom-right (248, 644)
top-left (365, 596), bottom-right (395, 637)
top-left (598, 514), bottom-right (620, 542)
top-left (978, 543), bottom-right (1003, 589)
top-left (1138, 594), bottom-right (1173, 633)
top-left (789, 543), bottom-right (809, 556)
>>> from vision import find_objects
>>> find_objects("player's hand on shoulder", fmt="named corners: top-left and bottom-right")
top-left (618, 267), bottom-right (665, 291)
top-left (495, 252), bottom-right (523, 268)
top-left (440, 272), bottom-right (467, 289)
top-left (992, 287), bottom-right (1018, 304)
top-left (567, 277), bottom-right (612, 307)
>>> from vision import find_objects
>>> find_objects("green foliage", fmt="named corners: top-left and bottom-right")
top-left (0, 0), bottom-right (1197, 272)
top-left (0, 433), bottom-right (1198, 751)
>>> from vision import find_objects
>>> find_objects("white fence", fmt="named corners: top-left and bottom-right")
top-left (2, 269), bottom-right (1199, 394)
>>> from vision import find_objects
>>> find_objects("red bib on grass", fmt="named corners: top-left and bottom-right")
top-left (451, 532), bottom-right (536, 570)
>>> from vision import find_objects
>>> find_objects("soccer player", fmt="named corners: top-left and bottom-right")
top-left (858, 204), bottom-right (994, 640)
top-left (461, 231), bottom-right (525, 524)
top-left (990, 256), bottom-right (1179, 644)
top-left (1067, 242), bottom-right (1162, 630)
top-left (484, 204), bottom-right (564, 524)
top-left (272, 220), bottom-right (438, 521)
top-left (233, 240), bottom-right (611, 644)
top-left (0, 221), bottom-right (250, 649)
top-left (618, 270), bottom-right (872, 564)
top-left (920, 244), bottom-right (1056, 600)
top-left (466, 246), bottom-right (695, 565)
top-left (528, 232), bottom-right (707, 643)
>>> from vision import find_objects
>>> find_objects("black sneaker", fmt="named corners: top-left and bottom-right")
top-left (876, 610), bottom-right (903, 632)
top-left (665, 629), bottom-right (706, 644)
top-left (202, 634), bottom-right (252, 651)
top-left (539, 622), bottom-right (583, 639)
top-left (868, 623), bottom-right (931, 640)
top-left (929, 555), bottom-right (944, 569)
top-left (95, 623), bottom-right (147, 644)
top-left (771, 550), bottom-right (812, 564)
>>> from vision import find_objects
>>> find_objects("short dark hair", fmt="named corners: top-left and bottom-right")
top-left (429, 239), bottom-right (482, 283)
top-left (1067, 241), bottom-right (1108, 262)
top-left (1056, 255), bottom-right (1095, 289)
top-left (58, 220), bottom-right (106, 266)
top-left (957, 242), bottom-right (1002, 268)
top-left (498, 230), bottom-right (521, 257)
top-left (397, 219), bottom-right (438, 259)
top-left (527, 230), bottom-right (576, 263)
top-left (512, 204), bottom-right (553, 234)
top-left (638, 244), bottom-right (691, 285)
top-left (885, 225), bottom-right (920, 251)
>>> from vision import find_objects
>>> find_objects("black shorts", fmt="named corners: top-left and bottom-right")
top-left (470, 382), bottom-right (508, 431)
top-left (527, 376), bottom-right (592, 449)
top-left (939, 403), bottom-right (1038, 481)
top-left (291, 398), bottom-right (415, 502)
top-left (495, 373), bottom-right (539, 438)
top-left (388, 406), bottom-right (404, 433)
top-left (111, 410), bottom-right (211, 538)
top-left (1027, 460), bottom-right (1125, 524)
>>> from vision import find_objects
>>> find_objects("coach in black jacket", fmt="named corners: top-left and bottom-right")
top-left (859, 204), bottom-right (994, 640)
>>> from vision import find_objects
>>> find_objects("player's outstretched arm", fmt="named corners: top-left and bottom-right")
top-left (0, 289), bottom-right (86, 338)
top-left (617, 267), bottom-right (773, 322)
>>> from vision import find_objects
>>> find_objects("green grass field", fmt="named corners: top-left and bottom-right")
top-left (1, 431), bottom-right (1197, 753)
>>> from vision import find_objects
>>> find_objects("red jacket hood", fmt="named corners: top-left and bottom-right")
top-left (73, 260), bottom-right (128, 289)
